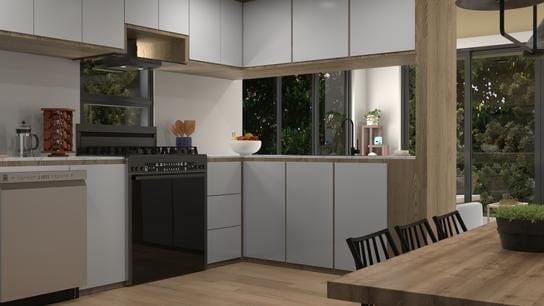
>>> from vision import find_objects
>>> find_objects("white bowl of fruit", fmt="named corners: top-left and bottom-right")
top-left (229, 133), bottom-right (262, 156)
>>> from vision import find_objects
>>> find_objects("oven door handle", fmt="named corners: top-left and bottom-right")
top-left (133, 173), bottom-right (205, 180)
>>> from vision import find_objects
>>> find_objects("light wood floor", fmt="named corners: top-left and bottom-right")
top-left (57, 262), bottom-right (356, 306)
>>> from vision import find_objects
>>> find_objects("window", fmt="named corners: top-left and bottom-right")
top-left (78, 60), bottom-right (156, 148)
top-left (243, 71), bottom-right (350, 155)
top-left (403, 46), bottom-right (539, 209)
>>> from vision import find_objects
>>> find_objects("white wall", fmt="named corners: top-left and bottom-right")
top-left (154, 72), bottom-right (242, 155)
top-left (0, 50), bottom-right (80, 156)
top-left (351, 66), bottom-right (402, 154)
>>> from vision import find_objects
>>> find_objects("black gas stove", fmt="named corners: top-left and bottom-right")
top-left (77, 146), bottom-right (198, 156)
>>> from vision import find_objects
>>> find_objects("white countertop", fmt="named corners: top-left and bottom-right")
top-left (0, 156), bottom-right (125, 161)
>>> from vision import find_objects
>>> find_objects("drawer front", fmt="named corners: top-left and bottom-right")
top-left (207, 226), bottom-right (241, 264)
top-left (207, 194), bottom-right (241, 230)
top-left (207, 162), bottom-right (241, 196)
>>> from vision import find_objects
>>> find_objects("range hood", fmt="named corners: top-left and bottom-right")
top-left (93, 25), bottom-right (188, 72)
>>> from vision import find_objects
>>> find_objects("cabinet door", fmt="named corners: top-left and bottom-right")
top-left (334, 163), bottom-right (387, 271)
top-left (34, 0), bottom-right (82, 42)
top-left (243, 0), bottom-right (291, 67)
top-left (190, 0), bottom-right (221, 63)
top-left (286, 162), bottom-right (333, 268)
top-left (207, 226), bottom-right (241, 264)
top-left (350, 0), bottom-right (415, 56)
top-left (125, 0), bottom-right (159, 29)
top-left (207, 162), bottom-right (241, 196)
top-left (159, 0), bottom-right (189, 35)
top-left (292, 0), bottom-right (348, 62)
top-left (0, 0), bottom-right (33, 34)
top-left (83, 0), bottom-right (124, 49)
top-left (70, 164), bottom-right (128, 289)
top-left (220, 0), bottom-right (242, 67)
top-left (243, 162), bottom-right (286, 261)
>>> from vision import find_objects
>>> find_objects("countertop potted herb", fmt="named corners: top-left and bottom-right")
top-left (496, 205), bottom-right (544, 252)
top-left (363, 109), bottom-right (381, 126)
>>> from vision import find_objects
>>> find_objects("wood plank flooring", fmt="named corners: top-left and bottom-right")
top-left (57, 262), bottom-right (356, 306)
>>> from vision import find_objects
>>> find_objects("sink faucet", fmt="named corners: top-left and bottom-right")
top-left (342, 118), bottom-right (361, 156)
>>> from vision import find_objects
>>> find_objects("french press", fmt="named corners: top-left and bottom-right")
top-left (16, 121), bottom-right (39, 157)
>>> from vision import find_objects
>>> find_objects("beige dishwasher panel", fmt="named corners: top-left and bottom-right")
top-left (0, 174), bottom-right (86, 302)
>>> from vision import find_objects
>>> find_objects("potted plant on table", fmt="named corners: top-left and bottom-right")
top-left (496, 205), bottom-right (544, 252)
top-left (363, 109), bottom-right (381, 126)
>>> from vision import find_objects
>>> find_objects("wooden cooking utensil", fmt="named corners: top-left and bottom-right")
top-left (169, 124), bottom-right (178, 137)
top-left (184, 120), bottom-right (196, 136)
top-left (175, 120), bottom-right (185, 136)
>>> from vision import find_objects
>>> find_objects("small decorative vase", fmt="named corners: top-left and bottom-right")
top-left (176, 137), bottom-right (192, 149)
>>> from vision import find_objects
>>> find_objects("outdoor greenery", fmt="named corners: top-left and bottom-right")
top-left (496, 205), bottom-right (544, 222)
top-left (409, 53), bottom-right (535, 206)
top-left (242, 77), bottom-right (277, 154)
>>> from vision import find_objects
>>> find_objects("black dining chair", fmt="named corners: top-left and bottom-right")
top-left (394, 219), bottom-right (437, 253)
top-left (432, 210), bottom-right (468, 240)
top-left (346, 229), bottom-right (401, 306)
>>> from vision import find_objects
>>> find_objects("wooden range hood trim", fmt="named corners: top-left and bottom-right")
top-left (160, 50), bottom-right (415, 80)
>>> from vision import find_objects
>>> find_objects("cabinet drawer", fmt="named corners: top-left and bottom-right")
top-left (207, 194), bottom-right (241, 230)
top-left (207, 162), bottom-right (241, 196)
top-left (207, 226), bottom-right (241, 264)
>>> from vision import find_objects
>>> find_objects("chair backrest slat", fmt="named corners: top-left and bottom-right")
top-left (432, 210), bottom-right (468, 240)
top-left (395, 219), bottom-right (438, 253)
top-left (346, 228), bottom-right (400, 270)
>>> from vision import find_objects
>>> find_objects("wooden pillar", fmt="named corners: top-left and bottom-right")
top-left (415, 0), bottom-right (457, 220)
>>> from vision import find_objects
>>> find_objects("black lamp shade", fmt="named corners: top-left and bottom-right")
top-left (456, 0), bottom-right (544, 11)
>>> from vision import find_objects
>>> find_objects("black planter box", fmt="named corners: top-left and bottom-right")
top-left (497, 218), bottom-right (544, 252)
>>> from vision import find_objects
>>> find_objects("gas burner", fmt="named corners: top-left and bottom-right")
top-left (77, 146), bottom-right (198, 156)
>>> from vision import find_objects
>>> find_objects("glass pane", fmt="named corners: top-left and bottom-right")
top-left (471, 54), bottom-right (535, 208)
top-left (408, 66), bottom-right (416, 155)
top-left (318, 71), bottom-right (346, 155)
top-left (282, 75), bottom-right (312, 155)
top-left (456, 60), bottom-right (466, 203)
top-left (243, 78), bottom-right (278, 154)
top-left (81, 60), bottom-right (150, 99)
top-left (83, 104), bottom-right (149, 127)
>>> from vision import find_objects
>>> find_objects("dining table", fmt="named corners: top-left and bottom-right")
top-left (327, 222), bottom-right (544, 306)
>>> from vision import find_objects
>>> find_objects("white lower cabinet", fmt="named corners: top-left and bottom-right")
top-left (334, 163), bottom-right (387, 271)
top-left (207, 226), bottom-right (241, 264)
top-left (286, 162), bottom-right (334, 268)
top-left (243, 161), bottom-right (286, 261)
top-left (70, 164), bottom-right (128, 289)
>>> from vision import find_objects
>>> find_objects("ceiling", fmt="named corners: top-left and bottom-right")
top-left (457, 5), bottom-right (544, 38)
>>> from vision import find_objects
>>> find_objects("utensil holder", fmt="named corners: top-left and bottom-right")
top-left (176, 137), bottom-right (192, 149)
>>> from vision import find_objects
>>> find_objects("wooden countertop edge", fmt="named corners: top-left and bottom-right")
top-left (0, 159), bottom-right (127, 167)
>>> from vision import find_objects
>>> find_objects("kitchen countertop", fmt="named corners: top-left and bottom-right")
top-left (207, 154), bottom-right (415, 163)
top-left (0, 156), bottom-right (126, 167)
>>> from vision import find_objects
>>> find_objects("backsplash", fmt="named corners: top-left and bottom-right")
top-left (0, 50), bottom-right (80, 156)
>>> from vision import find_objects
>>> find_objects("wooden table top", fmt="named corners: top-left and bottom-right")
top-left (327, 223), bottom-right (544, 306)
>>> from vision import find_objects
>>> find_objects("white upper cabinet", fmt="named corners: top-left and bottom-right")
top-left (292, 0), bottom-right (349, 62)
top-left (190, 0), bottom-right (221, 63)
top-left (350, 0), bottom-right (415, 56)
top-left (83, 0), bottom-right (124, 49)
top-left (243, 0), bottom-right (291, 67)
top-left (34, 0), bottom-right (82, 42)
top-left (0, 0), bottom-right (33, 34)
top-left (125, 0), bottom-right (159, 29)
top-left (159, 0), bottom-right (189, 35)
top-left (221, 0), bottom-right (242, 67)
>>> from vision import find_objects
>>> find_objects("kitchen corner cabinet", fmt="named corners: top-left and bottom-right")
top-left (190, 0), bottom-right (221, 63)
top-left (34, 0), bottom-right (82, 42)
top-left (334, 163), bottom-right (387, 271)
top-left (292, 0), bottom-right (348, 62)
top-left (220, 0), bottom-right (243, 67)
top-left (70, 164), bottom-right (128, 289)
top-left (243, 161), bottom-right (286, 262)
top-left (125, 0), bottom-right (159, 29)
top-left (243, 0), bottom-right (292, 67)
top-left (83, 0), bottom-right (124, 49)
top-left (159, 0), bottom-right (189, 35)
top-left (286, 162), bottom-right (334, 268)
top-left (207, 162), bottom-right (242, 264)
top-left (0, 0), bottom-right (33, 35)
top-left (350, 0), bottom-right (415, 56)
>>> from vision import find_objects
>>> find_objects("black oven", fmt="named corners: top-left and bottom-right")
top-left (128, 153), bottom-right (207, 285)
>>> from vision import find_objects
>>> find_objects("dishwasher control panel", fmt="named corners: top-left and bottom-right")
top-left (0, 171), bottom-right (86, 184)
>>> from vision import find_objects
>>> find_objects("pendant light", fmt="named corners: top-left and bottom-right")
top-left (456, 0), bottom-right (544, 56)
